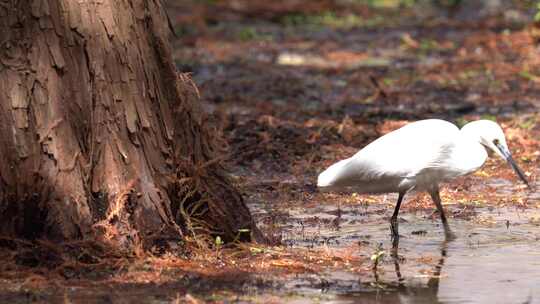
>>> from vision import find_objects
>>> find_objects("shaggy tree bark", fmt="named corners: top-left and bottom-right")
top-left (0, 0), bottom-right (255, 251)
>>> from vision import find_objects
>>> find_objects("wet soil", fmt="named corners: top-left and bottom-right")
top-left (166, 1), bottom-right (540, 302)
top-left (1, 1), bottom-right (540, 303)
top-left (6, 185), bottom-right (538, 303)
top-left (249, 187), bottom-right (540, 303)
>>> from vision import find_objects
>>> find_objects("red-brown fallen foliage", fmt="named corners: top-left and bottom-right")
top-left (1, 0), bottom-right (540, 302)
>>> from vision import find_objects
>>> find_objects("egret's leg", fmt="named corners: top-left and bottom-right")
top-left (428, 186), bottom-right (446, 224)
top-left (429, 186), bottom-right (456, 239)
top-left (391, 240), bottom-right (404, 283)
top-left (390, 192), bottom-right (405, 239)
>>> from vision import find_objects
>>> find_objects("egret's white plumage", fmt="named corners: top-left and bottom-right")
top-left (318, 119), bottom-right (487, 193)
top-left (317, 119), bottom-right (530, 238)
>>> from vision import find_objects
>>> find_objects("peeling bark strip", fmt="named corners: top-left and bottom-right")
top-left (0, 0), bottom-right (255, 250)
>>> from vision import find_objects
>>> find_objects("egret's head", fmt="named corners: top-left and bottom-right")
top-left (461, 120), bottom-right (530, 188)
top-left (462, 120), bottom-right (507, 159)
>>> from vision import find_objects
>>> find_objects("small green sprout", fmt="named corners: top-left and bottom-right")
top-left (215, 236), bottom-right (223, 249)
top-left (249, 247), bottom-right (265, 255)
top-left (371, 243), bottom-right (385, 269)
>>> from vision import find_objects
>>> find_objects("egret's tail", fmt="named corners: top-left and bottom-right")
top-left (317, 158), bottom-right (351, 189)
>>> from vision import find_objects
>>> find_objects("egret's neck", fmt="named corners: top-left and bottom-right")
top-left (458, 128), bottom-right (489, 172)
top-left (460, 126), bottom-right (480, 142)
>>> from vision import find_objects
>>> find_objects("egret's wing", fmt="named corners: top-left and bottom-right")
top-left (348, 120), bottom-right (460, 179)
top-left (418, 136), bottom-right (486, 180)
top-left (413, 141), bottom-right (462, 180)
top-left (317, 119), bottom-right (463, 193)
top-left (349, 137), bottom-right (457, 179)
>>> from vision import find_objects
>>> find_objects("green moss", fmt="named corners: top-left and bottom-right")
top-left (280, 12), bottom-right (384, 29)
top-left (237, 27), bottom-right (273, 41)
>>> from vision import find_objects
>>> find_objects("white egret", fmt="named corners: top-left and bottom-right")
top-left (317, 119), bottom-right (530, 238)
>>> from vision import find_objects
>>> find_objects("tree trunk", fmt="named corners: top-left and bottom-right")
top-left (0, 0), bottom-right (256, 251)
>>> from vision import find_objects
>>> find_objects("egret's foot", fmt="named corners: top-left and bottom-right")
top-left (443, 224), bottom-right (457, 241)
top-left (391, 234), bottom-right (400, 249)
top-left (445, 231), bottom-right (457, 241)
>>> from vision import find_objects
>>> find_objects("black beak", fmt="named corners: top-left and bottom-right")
top-left (495, 142), bottom-right (531, 189)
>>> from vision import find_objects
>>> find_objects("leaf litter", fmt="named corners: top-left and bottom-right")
top-left (1, 0), bottom-right (540, 302)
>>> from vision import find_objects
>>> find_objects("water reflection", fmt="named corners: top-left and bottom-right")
top-left (335, 212), bottom-right (540, 304)
top-left (357, 236), bottom-right (452, 304)
top-left (264, 191), bottom-right (540, 303)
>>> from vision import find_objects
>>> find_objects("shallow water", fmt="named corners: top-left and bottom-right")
top-left (250, 178), bottom-right (540, 304)
top-left (303, 212), bottom-right (540, 304)
top-left (11, 181), bottom-right (537, 303)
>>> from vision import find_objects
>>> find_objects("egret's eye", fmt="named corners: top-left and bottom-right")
top-left (493, 139), bottom-right (500, 145)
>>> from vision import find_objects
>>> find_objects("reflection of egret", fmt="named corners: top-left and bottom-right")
top-left (426, 242), bottom-right (448, 290)
top-left (392, 237), bottom-right (451, 304)
top-left (391, 237), bottom-right (449, 287)
top-left (318, 119), bottom-right (530, 238)
top-left (358, 237), bottom-right (452, 304)
top-left (391, 242), bottom-right (405, 285)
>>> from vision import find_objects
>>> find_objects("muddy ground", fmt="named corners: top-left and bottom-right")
top-left (1, 1), bottom-right (540, 303)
